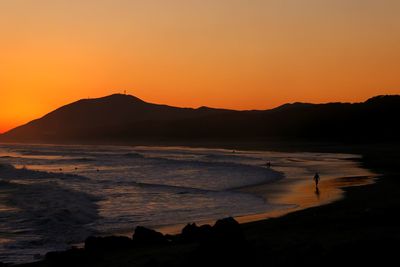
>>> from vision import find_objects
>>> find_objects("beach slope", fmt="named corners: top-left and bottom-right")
top-left (12, 144), bottom-right (400, 267)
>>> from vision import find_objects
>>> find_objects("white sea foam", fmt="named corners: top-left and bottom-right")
top-left (0, 144), bottom-right (374, 264)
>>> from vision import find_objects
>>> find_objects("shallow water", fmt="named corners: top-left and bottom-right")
top-left (0, 144), bottom-right (374, 263)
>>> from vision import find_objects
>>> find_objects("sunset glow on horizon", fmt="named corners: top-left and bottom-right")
top-left (1, 0), bottom-right (400, 133)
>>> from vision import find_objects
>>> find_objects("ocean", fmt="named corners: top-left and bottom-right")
top-left (0, 144), bottom-right (373, 263)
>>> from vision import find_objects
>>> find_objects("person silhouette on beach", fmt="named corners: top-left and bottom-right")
top-left (313, 172), bottom-right (320, 187)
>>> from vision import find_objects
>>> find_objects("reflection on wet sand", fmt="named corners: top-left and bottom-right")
top-left (157, 175), bottom-right (376, 234)
top-left (236, 175), bottom-right (376, 224)
top-left (314, 186), bottom-right (320, 199)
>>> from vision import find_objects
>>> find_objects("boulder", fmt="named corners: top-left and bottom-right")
top-left (85, 236), bottom-right (132, 252)
top-left (181, 223), bottom-right (213, 243)
top-left (213, 217), bottom-right (245, 243)
top-left (132, 226), bottom-right (167, 245)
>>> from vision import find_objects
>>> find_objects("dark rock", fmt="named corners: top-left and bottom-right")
top-left (180, 217), bottom-right (244, 246)
top-left (45, 251), bottom-right (61, 261)
top-left (185, 218), bottom-right (247, 266)
top-left (181, 223), bottom-right (213, 243)
top-left (132, 226), bottom-right (167, 245)
top-left (213, 217), bottom-right (245, 243)
top-left (85, 235), bottom-right (132, 252)
top-left (181, 223), bottom-right (199, 242)
top-left (45, 247), bottom-right (85, 265)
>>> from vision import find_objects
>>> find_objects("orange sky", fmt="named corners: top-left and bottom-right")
top-left (1, 0), bottom-right (400, 133)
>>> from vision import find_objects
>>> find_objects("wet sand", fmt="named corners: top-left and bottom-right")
top-left (236, 174), bottom-right (376, 224)
top-left (157, 152), bottom-right (377, 235)
top-left (156, 174), bottom-right (376, 235)
top-left (12, 143), bottom-right (400, 267)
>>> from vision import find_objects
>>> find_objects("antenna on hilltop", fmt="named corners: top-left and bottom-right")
top-left (124, 90), bottom-right (127, 95)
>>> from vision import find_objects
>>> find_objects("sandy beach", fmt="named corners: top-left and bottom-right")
top-left (5, 142), bottom-right (396, 267)
top-left (157, 170), bottom-right (376, 235)
top-left (236, 174), bottom-right (376, 224)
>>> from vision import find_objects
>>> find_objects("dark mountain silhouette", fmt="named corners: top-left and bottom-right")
top-left (0, 94), bottom-right (399, 144)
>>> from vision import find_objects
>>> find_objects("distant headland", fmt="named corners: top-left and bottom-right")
top-left (1, 94), bottom-right (399, 144)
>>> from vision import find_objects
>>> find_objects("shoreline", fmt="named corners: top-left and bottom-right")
top-left (155, 158), bottom-right (377, 234)
top-left (4, 142), bottom-right (399, 266)
top-left (156, 171), bottom-right (376, 236)
top-left (235, 174), bottom-right (376, 224)
top-left (80, 149), bottom-right (374, 237)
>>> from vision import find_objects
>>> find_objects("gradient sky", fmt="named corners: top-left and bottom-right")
top-left (1, 0), bottom-right (400, 133)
